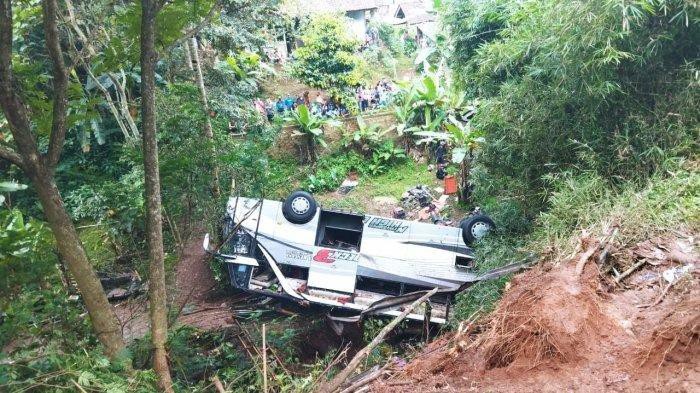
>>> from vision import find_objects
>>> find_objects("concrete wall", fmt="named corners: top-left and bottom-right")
top-left (346, 10), bottom-right (367, 41)
top-left (269, 111), bottom-right (398, 159)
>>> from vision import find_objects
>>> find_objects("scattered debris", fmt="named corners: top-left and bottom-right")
top-left (401, 185), bottom-right (433, 209)
top-left (337, 178), bottom-right (359, 195)
top-left (392, 207), bottom-right (406, 219)
top-left (662, 264), bottom-right (695, 284)
top-left (320, 288), bottom-right (439, 393)
top-left (99, 271), bottom-right (143, 301)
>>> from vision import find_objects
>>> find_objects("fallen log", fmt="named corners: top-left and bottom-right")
top-left (319, 287), bottom-right (439, 393)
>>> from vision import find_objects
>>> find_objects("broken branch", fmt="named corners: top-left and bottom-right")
top-left (614, 259), bottom-right (648, 285)
top-left (320, 287), bottom-right (439, 393)
top-left (638, 280), bottom-right (676, 308)
top-left (339, 363), bottom-right (390, 393)
top-left (212, 375), bottom-right (226, 393)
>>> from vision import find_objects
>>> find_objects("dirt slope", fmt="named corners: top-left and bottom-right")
top-left (114, 236), bottom-right (239, 341)
top-left (371, 237), bottom-right (699, 392)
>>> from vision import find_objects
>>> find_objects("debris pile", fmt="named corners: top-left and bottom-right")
top-left (99, 271), bottom-right (143, 301)
top-left (399, 185), bottom-right (452, 225)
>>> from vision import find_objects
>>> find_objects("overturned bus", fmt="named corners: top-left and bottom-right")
top-left (204, 191), bottom-right (523, 324)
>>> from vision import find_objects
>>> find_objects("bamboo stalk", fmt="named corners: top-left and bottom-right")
top-left (262, 323), bottom-right (268, 393)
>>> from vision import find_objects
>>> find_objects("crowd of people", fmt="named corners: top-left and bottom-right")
top-left (253, 92), bottom-right (350, 120)
top-left (355, 79), bottom-right (396, 112)
top-left (253, 80), bottom-right (397, 121)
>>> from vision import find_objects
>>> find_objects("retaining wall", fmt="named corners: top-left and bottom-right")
top-left (268, 111), bottom-right (398, 159)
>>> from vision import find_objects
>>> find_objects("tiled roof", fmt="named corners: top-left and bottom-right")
top-left (282, 0), bottom-right (391, 16)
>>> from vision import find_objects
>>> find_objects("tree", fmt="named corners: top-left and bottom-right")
top-left (140, 0), bottom-right (174, 391)
top-left (289, 13), bottom-right (365, 93)
top-left (443, 0), bottom-right (699, 214)
top-left (0, 0), bottom-right (127, 361)
top-left (189, 36), bottom-right (221, 197)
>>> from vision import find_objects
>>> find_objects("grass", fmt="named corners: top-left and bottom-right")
top-left (362, 160), bottom-right (436, 199)
top-left (316, 159), bottom-right (441, 214)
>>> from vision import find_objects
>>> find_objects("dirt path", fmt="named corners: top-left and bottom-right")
top-left (114, 235), bottom-right (240, 341)
top-left (370, 235), bottom-right (699, 392)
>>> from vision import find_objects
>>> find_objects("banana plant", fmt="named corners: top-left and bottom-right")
top-left (285, 104), bottom-right (340, 163)
top-left (414, 73), bottom-right (447, 109)
top-left (347, 116), bottom-right (390, 156)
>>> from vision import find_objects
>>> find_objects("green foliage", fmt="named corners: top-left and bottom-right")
top-left (375, 22), bottom-right (406, 56)
top-left (109, 0), bottom-right (217, 65)
top-left (444, 0), bottom-right (699, 216)
top-left (0, 209), bottom-right (56, 299)
top-left (368, 141), bottom-right (407, 176)
top-left (285, 104), bottom-right (340, 162)
top-left (344, 116), bottom-right (390, 155)
top-left (533, 165), bottom-right (700, 258)
top-left (452, 164), bottom-right (700, 326)
top-left (442, 0), bottom-right (515, 94)
top-left (1, 285), bottom-right (157, 391)
top-left (304, 139), bottom-right (407, 193)
top-left (286, 105), bottom-right (329, 148)
top-left (304, 152), bottom-right (367, 193)
top-left (289, 14), bottom-right (366, 93)
top-left (403, 37), bottom-right (417, 56)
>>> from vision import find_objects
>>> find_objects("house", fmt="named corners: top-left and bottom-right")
top-left (388, 1), bottom-right (437, 47)
top-left (282, 0), bottom-right (393, 41)
top-left (390, 1), bottom-right (435, 26)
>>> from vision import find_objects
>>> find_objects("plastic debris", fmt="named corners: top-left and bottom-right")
top-left (662, 264), bottom-right (695, 283)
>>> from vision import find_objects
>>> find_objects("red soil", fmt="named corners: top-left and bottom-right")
top-left (371, 237), bottom-right (699, 393)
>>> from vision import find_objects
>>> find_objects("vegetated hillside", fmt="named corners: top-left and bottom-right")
top-left (370, 166), bottom-right (699, 392)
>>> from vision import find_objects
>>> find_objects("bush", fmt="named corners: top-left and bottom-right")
top-left (443, 0), bottom-right (700, 215)
top-left (0, 209), bottom-right (56, 298)
top-left (375, 23), bottom-right (405, 56)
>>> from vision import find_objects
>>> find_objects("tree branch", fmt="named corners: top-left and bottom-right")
top-left (0, 145), bottom-right (24, 168)
top-left (42, 0), bottom-right (70, 170)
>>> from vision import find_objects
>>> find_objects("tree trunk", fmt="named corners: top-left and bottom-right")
top-left (190, 37), bottom-right (221, 197)
top-left (307, 135), bottom-right (316, 163)
top-left (140, 1), bottom-right (175, 391)
top-left (0, 0), bottom-right (127, 362)
top-left (16, 151), bottom-right (128, 360)
top-left (183, 41), bottom-right (193, 70)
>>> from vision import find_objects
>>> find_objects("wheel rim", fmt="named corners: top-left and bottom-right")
top-left (471, 221), bottom-right (491, 239)
top-left (291, 196), bottom-right (311, 215)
